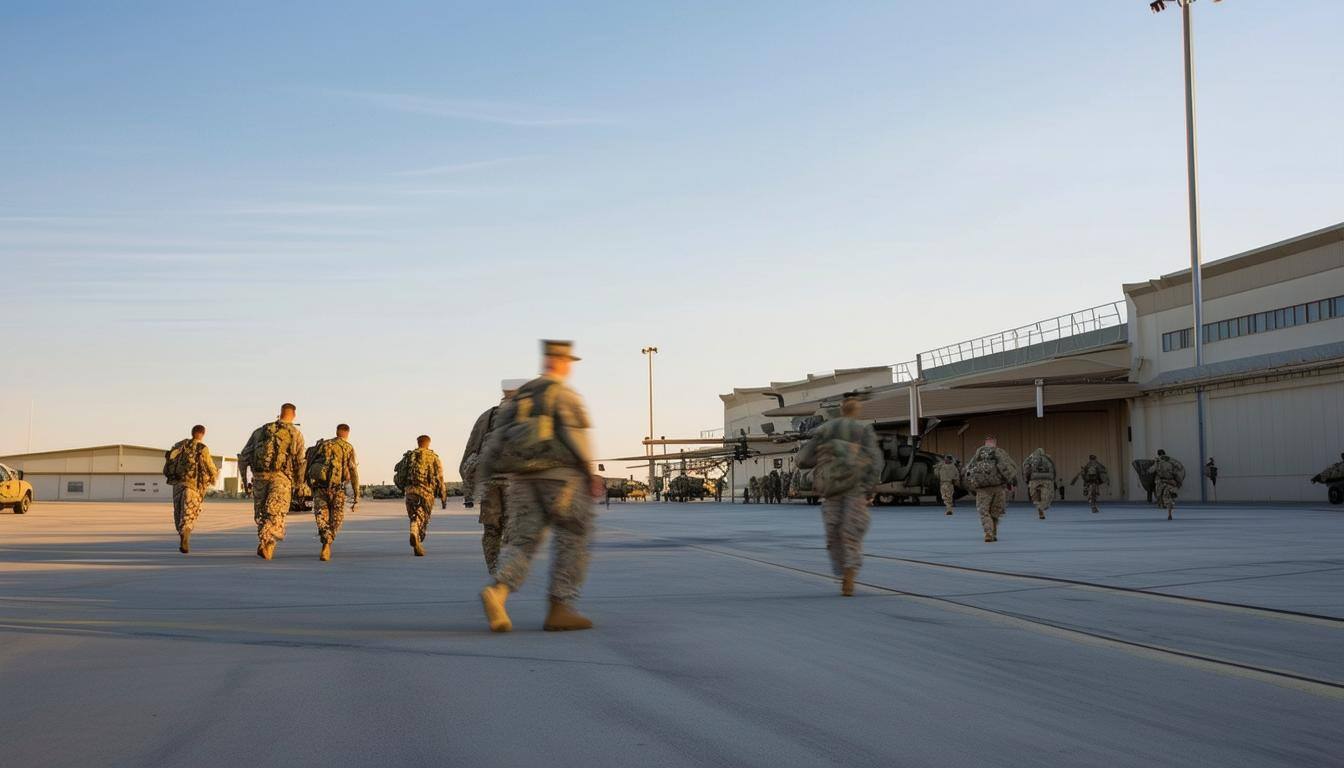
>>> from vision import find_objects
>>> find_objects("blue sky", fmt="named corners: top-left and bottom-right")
top-left (3, 1), bottom-right (1341, 479)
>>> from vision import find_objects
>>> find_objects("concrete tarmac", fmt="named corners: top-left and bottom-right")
top-left (1, 497), bottom-right (1341, 767)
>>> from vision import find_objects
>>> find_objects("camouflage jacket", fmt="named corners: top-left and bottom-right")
top-left (476, 374), bottom-right (594, 482)
top-left (966, 446), bottom-right (1019, 488)
top-left (933, 462), bottom-right (960, 483)
top-left (319, 437), bottom-right (360, 490)
top-left (239, 421), bottom-right (306, 482)
top-left (404, 447), bottom-right (446, 496)
top-left (1072, 460), bottom-right (1108, 485)
top-left (170, 438), bottom-right (219, 490)
top-left (1022, 450), bottom-right (1057, 481)
top-left (795, 417), bottom-right (884, 491)
top-left (459, 401), bottom-right (505, 481)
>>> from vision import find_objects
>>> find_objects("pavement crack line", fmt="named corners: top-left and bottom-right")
top-left (616, 532), bottom-right (1344, 700)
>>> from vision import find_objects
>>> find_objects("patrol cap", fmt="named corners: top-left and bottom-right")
top-left (542, 339), bottom-right (581, 361)
top-left (501, 378), bottom-right (529, 394)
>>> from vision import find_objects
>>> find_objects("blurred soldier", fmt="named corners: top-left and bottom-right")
top-left (1071, 455), bottom-right (1109, 513)
top-left (1149, 449), bottom-right (1186, 521)
top-left (934, 454), bottom-right (959, 515)
top-left (164, 424), bottom-right (219, 554)
top-left (461, 379), bottom-right (527, 575)
top-left (748, 476), bottom-right (760, 504)
top-left (768, 470), bottom-right (781, 503)
top-left (395, 435), bottom-right (445, 556)
top-left (306, 423), bottom-right (359, 562)
top-left (239, 404), bottom-right (306, 560)
top-left (714, 477), bottom-right (724, 502)
top-left (742, 483), bottom-right (751, 504)
top-left (477, 340), bottom-right (603, 633)
top-left (963, 436), bottom-right (1018, 543)
top-left (1022, 447), bottom-right (1057, 520)
top-left (796, 396), bottom-right (883, 597)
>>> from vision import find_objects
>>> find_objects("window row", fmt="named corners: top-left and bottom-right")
top-left (1161, 295), bottom-right (1344, 352)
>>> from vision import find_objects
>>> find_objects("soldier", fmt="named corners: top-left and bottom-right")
top-left (239, 404), bottom-right (306, 560)
top-left (767, 470), bottom-right (779, 503)
top-left (742, 483), bottom-right (751, 504)
top-left (1022, 447), bottom-right (1057, 520)
top-left (164, 425), bottom-right (219, 554)
top-left (963, 436), bottom-right (1018, 543)
top-left (306, 424), bottom-right (359, 562)
top-left (460, 379), bottom-right (527, 575)
top-left (1071, 454), bottom-right (1109, 513)
top-left (934, 454), bottom-right (959, 515)
top-left (396, 435), bottom-right (445, 556)
top-left (748, 476), bottom-right (760, 504)
top-left (1150, 449), bottom-right (1186, 520)
top-left (476, 340), bottom-right (603, 633)
top-left (796, 396), bottom-right (883, 597)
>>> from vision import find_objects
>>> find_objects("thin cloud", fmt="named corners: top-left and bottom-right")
top-left (394, 156), bottom-right (532, 177)
top-left (334, 90), bottom-right (612, 127)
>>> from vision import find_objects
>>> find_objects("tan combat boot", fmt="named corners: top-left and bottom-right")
top-left (480, 582), bottom-right (513, 633)
top-left (841, 569), bottom-right (857, 597)
top-left (179, 530), bottom-right (190, 554)
top-left (258, 541), bottom-right (275, 560)
top-left (1038, 509), bottom-right (1046, 520)
top-left (319, 540), bottom-right (331, 561)
top-left (543, 600), bottom-right (593, 631)
top-left (410, 532), bottom-right (425, 557)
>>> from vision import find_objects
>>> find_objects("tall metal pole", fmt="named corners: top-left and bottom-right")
top-left (1181, 1), bottom-right (1209, 502)
top-left (642, 347), bottom-right (658, 497)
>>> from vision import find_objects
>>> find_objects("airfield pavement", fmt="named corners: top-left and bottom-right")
top-left (1, 496), bottom-right (1341, 768)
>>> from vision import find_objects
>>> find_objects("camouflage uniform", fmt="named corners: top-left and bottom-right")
top-left (933, 459), bottom-right (959, 514)
top-left (239, 421), bottom-right (306, 547)
top-left (311, 437), bottom-right (358, 544)
top-left (1022, 448), bottom-right (1057, 519)
top-left (965, 446), bottom-right (1018, 541)
top-left (477, 373), bottom-right (597, 605)
top-left (403, 447), bottom-right (445, 541)
top-left (1071, 459), bottom-right (1109, 513)
top-left (1152, 454), bottom-right (1185, 519)
top-left (168, 438), bottom-right (218, 535)
top-left (462, 402), bottom-right (511, 574)
top-left (748, 476), bottom-right (760, 504)
top-left (796, 416), bottom-right (883, 579)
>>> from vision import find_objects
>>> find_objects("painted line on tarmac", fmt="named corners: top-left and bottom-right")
top-left (863, 554), bottom-right (1344, 627)
top-left (637, 535), bottom-right (1344, 701)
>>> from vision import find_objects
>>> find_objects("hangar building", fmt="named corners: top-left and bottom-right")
top-left (724, 222), bottom-right (1344, 504)
top-left (0, 444), bottom-right (240, 502)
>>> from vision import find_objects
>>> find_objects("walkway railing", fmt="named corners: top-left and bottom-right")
top-left (918, 301), bottom-right (1128, 379)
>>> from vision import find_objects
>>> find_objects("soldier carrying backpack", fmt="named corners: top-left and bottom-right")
top-left (1022, 448), bottom-right (1057, 520)
top-left (1150, 449), bottom-right (1185, 520)
top-left (163, 424), bottom-right (219, 554)
top-left (306, 424), bottom-right (360, 562)
top-left (963, 436), bottom-right (1018, 543)
top-left (395, 435), bottom-right (445, 557)
top-left (238, 403), bottom-right (306, 560)
top-left (1071, 455), bottom-right (1109, 514)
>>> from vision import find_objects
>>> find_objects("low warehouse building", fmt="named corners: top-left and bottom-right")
top-left (0, 445), bottom-right (239, 502)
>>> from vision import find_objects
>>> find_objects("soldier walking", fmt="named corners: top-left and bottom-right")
top-left (306, 424), bottom-right (359, 562)
top-left (963, 436), bottom-right (1018, 543)
top-left (164, 425), bottom-right (219, 554)
top-left (795, 396), bottom-right (883, 597)
top-left (1150, 449), bottom-right (1186, 520)
top-left (239, 404), bottom-right (306, 560)
top-left (460, 379), bottom-right (526, 575)
top-left (934, 454), bottom-right (959, 515)
top-left (1022, 447), bottom-right (1057, 520)
top-left (1071, 454), bottom-right (1109, 513)
top-left (396, 436), bottom-right (445, 556)
top-left (477, 340), bottom-right (603, 633)
top-left (748, 476), bottom-right (760, 504)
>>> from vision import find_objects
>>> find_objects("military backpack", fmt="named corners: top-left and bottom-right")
top-left (1155, 457), bottom-right (1186, 488)
top-left (964, 447), bottom-right (1008, 490)
top-left (493, 379), bottom-right (580, 474)
top-left (163, 441), bottom-right (199, 484)
top-left (1083, 462), bottom-right (1106, 484)
top-left (808, 420), bottom-right (879, 497)
top-left (305, 439), bottom-right (346, 489)
top-left (394, 448), bottom-right (437, 490)
top-left (249, 422), bottom-right (294, 474)
top-left (1023, 454), bottom-right (1056, 481)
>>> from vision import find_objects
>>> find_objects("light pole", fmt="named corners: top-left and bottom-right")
top-left (642, 346), bottom-right (658, 496)
top-left (1150, 0), bottom-right (1219, 502)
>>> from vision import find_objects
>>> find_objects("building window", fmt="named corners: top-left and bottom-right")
top-left (1195, 293), bottom-right (1344, 348)
top-left (1162, 328), bottom-right (1192, 352)
top-left (67, 481), bottom-right (84, 493)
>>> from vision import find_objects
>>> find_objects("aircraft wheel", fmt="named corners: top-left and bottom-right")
top-left (1329, 486), bottom-right (1343, 505)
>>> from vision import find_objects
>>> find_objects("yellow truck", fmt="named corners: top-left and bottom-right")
top-left (0, 463), bottom-right (34, 514)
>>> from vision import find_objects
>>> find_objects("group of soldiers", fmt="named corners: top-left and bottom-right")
top-left (164, 340), bottom-right (604, 633)
top-left (744, 470), bottom-right (792, 504)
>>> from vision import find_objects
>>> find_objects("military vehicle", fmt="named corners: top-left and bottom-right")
top-left (666, 473), bottom-right (712, 502)
top-left (1311, 457), bottom-right (1344, 505)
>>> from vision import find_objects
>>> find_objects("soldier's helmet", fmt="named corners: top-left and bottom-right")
top-left (1157, 449), bottom-right (1167, 457)
top-left (1089, 454), bottom-right (1097, 461)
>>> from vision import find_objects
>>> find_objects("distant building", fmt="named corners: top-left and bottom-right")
top-left (0, 444), bottom-right (239, 502)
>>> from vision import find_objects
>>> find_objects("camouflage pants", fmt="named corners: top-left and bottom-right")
top-left (1084, 482), bottom-right (1102, 511)
top-left (479, 481), bottom-right (509, 575)
top-left (312, 486), bottom-right (346, 543)
top-left (1028, 479), bottom-right (1054, 515)
top-left (252, 474), bottom-right (292, 545)
top-left (975, 486), bottom-right (1008, 538)
top-left (939, 481), bottom-right (956, 512)
top-left (821, 494), bottom-right (871, 575)
top-left (405, 488), bottom-right (435, 541)
top-left (172, 484), bottom-right (203, 534)
top-left (1156, 482), bottom-right (1178, 513)
top-left (496, 476), bottom-right (594, 604)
